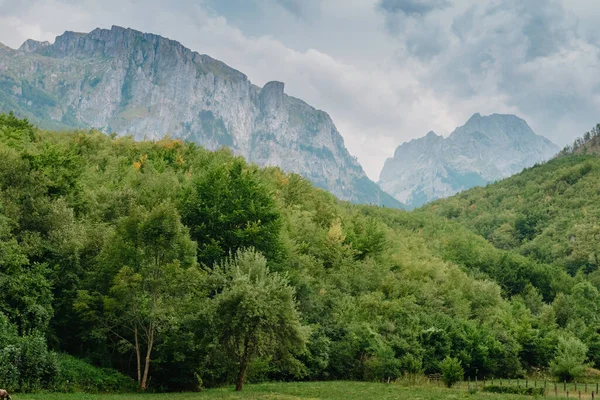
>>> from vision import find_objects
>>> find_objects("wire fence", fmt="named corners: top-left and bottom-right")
top-left (425, 375), bottom-right (600, 399)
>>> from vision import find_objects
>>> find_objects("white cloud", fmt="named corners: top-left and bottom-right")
top-left (378, 0), bottom-right (600, 145)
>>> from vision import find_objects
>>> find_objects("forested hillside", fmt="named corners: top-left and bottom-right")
top-left (426, 129), bottom-right (600, 279)
top-left (0, 113), bottom-right (598, 392)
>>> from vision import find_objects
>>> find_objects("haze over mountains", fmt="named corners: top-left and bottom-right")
top-left (0, 26), bottom-right (400, 208)
top-left (379, 113), bottom-right (559, 208)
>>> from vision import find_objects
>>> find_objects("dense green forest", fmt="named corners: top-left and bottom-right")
top-left (0, 113), bottom-right (599, 393)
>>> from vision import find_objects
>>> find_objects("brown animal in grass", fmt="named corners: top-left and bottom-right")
top-left (0, 389), bottom-right (11, 400)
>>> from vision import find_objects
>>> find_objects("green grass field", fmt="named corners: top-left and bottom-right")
top-left (14, 381), bottom-right (575, 400)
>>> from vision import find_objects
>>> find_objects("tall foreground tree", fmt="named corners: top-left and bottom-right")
top-left (76, 202), bottom-right (199, 390)
top-left (210, 249), bottom-right (306, 391)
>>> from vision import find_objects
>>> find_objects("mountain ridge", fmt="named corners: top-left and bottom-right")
top-left (0, 25), bottom-right (401, 208)
top-left (379, 113), bottom-right (558, 208)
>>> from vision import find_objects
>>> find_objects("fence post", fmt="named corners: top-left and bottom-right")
top-left (526, 379), bottom-right (529, 388)
top-left (468, 376), bottom-right (470, 391)
top-left (555, 383), bottom-right (557, 397)
top-left (565, 380), bottom-right (567, 392)
top-left (475, 376), bottom-right (478, 391)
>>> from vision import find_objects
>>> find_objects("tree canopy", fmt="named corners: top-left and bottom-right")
top-left (1, 114), bottom-right (599, 391)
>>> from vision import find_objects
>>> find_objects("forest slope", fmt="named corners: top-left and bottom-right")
top-left (426, 150), bottom-right (600, 281)
top-left (0, 114), bottom-right (598, 392)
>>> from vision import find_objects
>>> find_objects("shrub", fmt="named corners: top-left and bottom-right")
top-left (51, 353), bottom-right (137, 393)
top-left (440, 356), bottom-right (464, 388)
top-left (363, 353), bottom-right (402, 382)
top-left (18, 334), bottom-right (59, 392)
top-left (0, 330), bottom-right (58, 392)
top-left (550, 336), bottom-right (591, 382)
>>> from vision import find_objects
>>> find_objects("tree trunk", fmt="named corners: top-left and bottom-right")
top-left (235, 357), bottom-right (248, 392)
top-left (134, 326), bottom-right (141, 385)
top-left (140, 324), bottom-right (155, 390)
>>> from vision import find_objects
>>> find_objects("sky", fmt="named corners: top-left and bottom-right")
top-left (0, 0), bottom-right (599, 180)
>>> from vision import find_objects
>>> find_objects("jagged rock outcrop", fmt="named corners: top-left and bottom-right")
top-left (0, 26), bottom-right (400, 207)
top-left (18, 39), bottom-right (50, 53)
top-left (379, 113), bottom-right (559, 208)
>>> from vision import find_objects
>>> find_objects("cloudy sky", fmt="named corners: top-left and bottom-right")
top-left (1, 0), bottom-right (599, 179)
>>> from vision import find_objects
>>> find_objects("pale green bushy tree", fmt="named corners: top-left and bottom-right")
top-left (211, 249), bottom-right (306, 391)
top-left (440, 356), bottom-right (464, 388)
top-left (550, 335), bottom-right (590, 382)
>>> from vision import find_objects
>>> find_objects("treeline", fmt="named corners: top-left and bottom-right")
top-left (0, 113), bottom-right (598, 392)
top-left (559, 123), bottom-right (600, 156)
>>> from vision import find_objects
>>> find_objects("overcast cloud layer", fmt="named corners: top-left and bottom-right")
top-left (0, 0), bottom-right (599, 179)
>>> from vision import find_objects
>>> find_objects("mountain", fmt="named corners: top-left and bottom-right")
top-left (0, 26), bottom-right (400, 208)
top-left (378, 113), bottom-right (558, 208)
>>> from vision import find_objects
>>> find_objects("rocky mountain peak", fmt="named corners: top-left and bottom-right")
top-left (466, 112), bottom-right (481, 122)
top-left (51, 26), bottom-right (187, 59)
top-left (392, 130), bottom-right (441, 158)
top-left (41, 26), bottom-right (248, 83)
top-left (379, 113), bottom-right (558, 208)
top-left (454, 113), bottom-right (540, 143)
top-left (18, 39), bottom-right (50, 53)
top-left (259, 81), bottom-right (285, 113)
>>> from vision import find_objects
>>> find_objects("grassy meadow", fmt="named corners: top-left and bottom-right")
top-left (14, 381), bottom-right (578, 400)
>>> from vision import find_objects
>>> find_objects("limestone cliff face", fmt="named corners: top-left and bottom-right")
top-left (0, 26), bottom-right (400, 207)
top-left (379, 113), bottom-right (559, 208)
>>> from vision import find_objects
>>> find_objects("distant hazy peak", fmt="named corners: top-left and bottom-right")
top-left (379, 113), bottom-right (558, 208)
top-left (462, 112), bottom-right (530, 125)
top-left (18, 39), bottom-right (50, 53)
top-left (451, 113), bottom-right (554, 144)
top-left (466, 112), bottom-right (482, 122)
